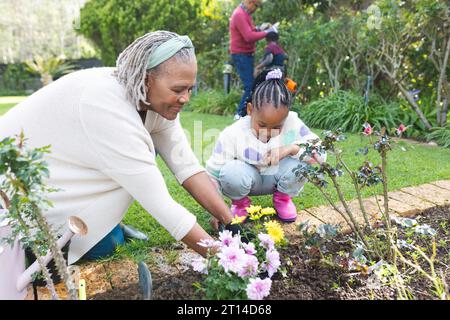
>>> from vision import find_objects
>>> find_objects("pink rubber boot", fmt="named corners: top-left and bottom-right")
top-left (273, 190), bottom-right (297, 222)
top-left (231, 196), bottom-right (251, 219)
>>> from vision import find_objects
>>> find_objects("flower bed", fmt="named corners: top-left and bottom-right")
top-left (87, 205), bottom-right (449, 300)
top-left (190, 206), bottom-right (284, 300)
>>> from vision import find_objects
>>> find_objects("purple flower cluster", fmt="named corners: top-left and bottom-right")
top-left (192, 230), bottom-right (281, 300)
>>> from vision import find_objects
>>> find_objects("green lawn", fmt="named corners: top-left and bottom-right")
top-left (0, 96), bottom-right (27, 115)
top-left (2, 97), bottom-right (449, 262)
top-left (118, 112), bottom-right (450, 262)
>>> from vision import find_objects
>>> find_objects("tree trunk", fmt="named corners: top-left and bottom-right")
top-left (439, 37), bottom-right (450, 126)
top-left (397, 81), bottom-right (433, 130)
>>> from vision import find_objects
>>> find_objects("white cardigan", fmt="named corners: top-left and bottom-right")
top-left (0, 68), bottom-right (205, 264)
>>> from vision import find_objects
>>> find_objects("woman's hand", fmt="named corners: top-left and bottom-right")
top-left (181, 223), bottom-right (215, 258)
top-left (210, 217), bottom-right (220, 231)
top-left (182, 172), bottom-right (234, 226)
top-left (264, 144), bottom-right (300, 166)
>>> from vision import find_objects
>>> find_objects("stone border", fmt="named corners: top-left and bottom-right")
top-left (284, 179), bottom-right (450, 237)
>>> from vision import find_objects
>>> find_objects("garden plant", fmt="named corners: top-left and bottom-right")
top-left (293, 124), bottom-right (449, 299)
top-left (0, 132), bottom-right (77, 300)
top-left (191, 206), bottom-right (286, 300)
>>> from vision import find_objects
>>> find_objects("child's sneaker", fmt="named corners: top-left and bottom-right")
top-left (231, 196), bottom-right (251, 218)
top-left (273, 190), bottom-right (297, 222)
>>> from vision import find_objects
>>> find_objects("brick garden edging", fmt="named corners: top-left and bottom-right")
top-left (283, 179), bottom-right (450, 237)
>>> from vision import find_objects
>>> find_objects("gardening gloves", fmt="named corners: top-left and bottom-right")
top-left (265, 22), bottom-right (280, 34)
top-left (257, 22), bottom-right (271, 31)
top-left (266, 25), bottom-right (278, 34)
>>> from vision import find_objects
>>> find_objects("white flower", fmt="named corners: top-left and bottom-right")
top-left (262, 249), bottom-right (280, 278)
top-left (246, 277), bottom-right (272, 300)
top-left (217, 245), bottom-right (247, 274)
top-left (258, 233), bottom-right (275, 250)
top-left (191, 256), bottom-right (208, 275)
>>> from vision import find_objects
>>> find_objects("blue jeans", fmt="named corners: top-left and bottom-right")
top-left (217, 158), bottom-right (308, 200)
top-left (231, 54), bottom-right (254, 117)
top-left (82, 224), bottom-right (124, 260)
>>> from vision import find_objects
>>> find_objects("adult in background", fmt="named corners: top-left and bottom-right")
top-left (229, 0), bottom-right (277, 120)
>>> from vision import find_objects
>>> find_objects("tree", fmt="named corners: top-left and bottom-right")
top-left (370, 0), bottom-right (449, 130)
top-left (416, 0), bottom-right (450, 127)
top-left (0, 0), bottom-right (94, 63)
top-left (77, 0), bottom-right (235, 87)
top-left (25, 55), bottom-right (74, 86)
top-left (78, 0), bottom-right (206, 66)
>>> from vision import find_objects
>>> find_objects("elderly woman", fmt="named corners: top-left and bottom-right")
top-left (0, 31), bottom-right (234, 266)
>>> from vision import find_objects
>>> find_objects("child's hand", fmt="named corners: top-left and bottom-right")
top-left (264, 145), bottom-right (300, 166)
top-left (254, 66), bottom-right (263, 78)
top-left (307, 151), bottom-right (325, 165)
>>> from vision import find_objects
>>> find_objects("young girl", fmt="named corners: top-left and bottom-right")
top-left (206, 68), bottom-right (325, 222)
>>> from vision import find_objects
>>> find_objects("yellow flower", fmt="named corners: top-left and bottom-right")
top-left (249, 213), bottom-right (262, 221)
top-left (231, 215), bottom-right (246, 225)
top-left (246, 205), bottom-right (262, 215)
top-left (264, 220), bottom-right (285, 244)
top-left (260, 207), bottom-right (276, 216)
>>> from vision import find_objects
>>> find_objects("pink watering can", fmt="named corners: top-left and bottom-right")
top-left (0, 209), bottom-right (88, 300)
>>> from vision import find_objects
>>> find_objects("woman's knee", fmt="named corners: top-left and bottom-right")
top-left (83, 224), bottom-right (124, 261)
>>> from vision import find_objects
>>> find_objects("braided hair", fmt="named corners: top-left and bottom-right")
top-left (248, 68), bottom-right (292, 111)
top-left (114, 31), bottom-right (196, 111)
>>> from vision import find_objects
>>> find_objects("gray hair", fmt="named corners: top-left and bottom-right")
top-left (115, 30), bottom-right (196, 111)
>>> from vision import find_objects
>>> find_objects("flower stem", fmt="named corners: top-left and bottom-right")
top-left (328, 174), bottom-right (369, 250)
top-left (339, 160), bottom-right (372, 229)
top-left (3, 194), bottom-right (59, 300)
top-left (32, 205), bottom-right (78, 300)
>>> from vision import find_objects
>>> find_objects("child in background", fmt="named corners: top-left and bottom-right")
top-left (254, 31), bottom-right (287, 78)
top-left (255, 31), bottom-right (297, 94)
top-left (206, 68), bottom-right (325, 222)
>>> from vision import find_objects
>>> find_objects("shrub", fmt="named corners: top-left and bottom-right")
top-left (0, 63), bottom-right (39, 94)
top-left (425, 125), bottom-right (450, 148)
top-left (293, 126), bottom-right (449, 299)
top-left (397, 93), bottom-right (438, 139)
top-left (298, 91), bottom-right (405, 134)
top-left (189, 89), bottom-right (241, 116)
top-left (0, 132), bottom-right (77, 299)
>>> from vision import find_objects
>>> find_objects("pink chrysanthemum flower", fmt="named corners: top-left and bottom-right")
top-left (242, 242), bottom-right (257, 255)
top-left (258, 233), bottom-right (275, 250)
top-left (219, 230), bottom-right (240, 248)
top-left (262, 249), bottom-right (281, 278)
top-left (246, 277), bottom-right (272, 300)
top-left (191, 256), bottom-right (208, 275)
top-left (217, 245), bottom-right (247, 274)
top-left (238, 254), bottom-right (259, 277)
